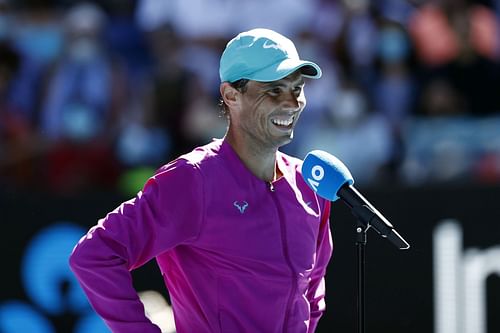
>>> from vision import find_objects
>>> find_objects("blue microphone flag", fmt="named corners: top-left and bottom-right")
top-left (301, 150), bottom-right (354, 201)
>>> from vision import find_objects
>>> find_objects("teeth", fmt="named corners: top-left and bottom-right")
top-left (272, 117), bottom-right (294, 126)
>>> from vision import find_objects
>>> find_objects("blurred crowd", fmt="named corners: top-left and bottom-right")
top-left (1, 0), bottom-right (500, 196)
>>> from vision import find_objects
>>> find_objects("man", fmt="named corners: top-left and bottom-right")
top-left (70, 28), bottom-right (332, 333)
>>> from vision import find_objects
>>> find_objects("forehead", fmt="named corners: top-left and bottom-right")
top-left (252, 71), bottom-right (305, 88)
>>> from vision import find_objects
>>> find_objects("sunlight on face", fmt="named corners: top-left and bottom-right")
top-left (233, 71), bottom-right (307, 150)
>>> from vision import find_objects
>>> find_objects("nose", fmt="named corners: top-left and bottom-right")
top-left (282, 91), bottom-right (304, 112)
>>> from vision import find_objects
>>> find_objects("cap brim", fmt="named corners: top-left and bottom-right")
top-left (242, 58), bottom-right (322, 82)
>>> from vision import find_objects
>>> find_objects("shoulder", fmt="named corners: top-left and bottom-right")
top-left (155, 139), bottom-right (224, 177)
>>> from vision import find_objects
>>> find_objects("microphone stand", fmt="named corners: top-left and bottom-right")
top-left (355, 219), bottom-right (369, 333)
top-left (348, 203), bottom-right (408, 333)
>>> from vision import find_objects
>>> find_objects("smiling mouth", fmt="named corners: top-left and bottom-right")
top-left (271, 116), bottom-right (295, 128)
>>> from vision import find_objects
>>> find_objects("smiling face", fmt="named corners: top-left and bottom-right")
top-left (223, 70), bottom-right (307, 152)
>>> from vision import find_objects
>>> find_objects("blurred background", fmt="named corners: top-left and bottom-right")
top-left (0, 0), bottom-right (500, 332)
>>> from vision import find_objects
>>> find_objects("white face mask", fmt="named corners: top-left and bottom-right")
top-left (342, 0), bottom-right (369, 12)
top-left (330, 89), bottom-right (366, 126)
top-left (378, 27), bottom-right (409, 63)
top-left (68, 37), bottom-right (100, 63)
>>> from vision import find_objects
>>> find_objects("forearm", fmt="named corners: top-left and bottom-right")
top-left (70, 233), bottom-right (162, 333)
top-left (69, 160), bottom-right (202, 332)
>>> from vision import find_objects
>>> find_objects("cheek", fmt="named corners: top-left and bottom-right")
top-left (299, 93), bottom-right (307, 108)
top-left (243, 95), bottom-right (270, 118)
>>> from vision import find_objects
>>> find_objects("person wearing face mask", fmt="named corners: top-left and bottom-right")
top-left (40, 2), bottom-right (115, 142)
top-left (39, 2), bottom-right (128, 193)
top-left (69, 28), bottom-right (333, 333)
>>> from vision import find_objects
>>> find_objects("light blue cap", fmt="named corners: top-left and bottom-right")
top-left (219, 28), bottom-right (322, 83)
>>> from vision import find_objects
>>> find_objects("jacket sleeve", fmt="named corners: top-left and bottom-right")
top-left (307, 199), bottom-right (333, 332)
top-left (69, 160), bottom-right (204, 333)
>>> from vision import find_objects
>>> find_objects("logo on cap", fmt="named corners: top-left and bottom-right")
top-left (262, 40), bottom-right (279, 50)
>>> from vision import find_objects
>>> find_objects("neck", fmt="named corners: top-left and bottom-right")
top-left (224, 133), bottom-right (278, 182)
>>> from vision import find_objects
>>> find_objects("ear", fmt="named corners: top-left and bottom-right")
top-left (220, 82), bottom-right (240, 111)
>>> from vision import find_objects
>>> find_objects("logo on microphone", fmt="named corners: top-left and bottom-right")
top-left (307, 165), bottom-right (324, 192)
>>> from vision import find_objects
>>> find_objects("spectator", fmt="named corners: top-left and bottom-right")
top-left (138, 23), bottom-right (193, 160)
top-left (409, 0), bottom-right (500, 115)
top-left (101, 0), bottom-right (152, 80)
top-left (0, 0), bottom-right (45, 189)
top-left (38, 2), bottom-right (128, 193)
top-left (297, 80), bottom-right (395, 185)
top-left (372, 20), bottom-right (416, 128)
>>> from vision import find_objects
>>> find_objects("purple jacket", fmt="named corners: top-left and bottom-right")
top-left (70, 139), bottom-right (333, 333)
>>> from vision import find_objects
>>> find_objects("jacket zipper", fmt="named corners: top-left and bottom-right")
top-left (269, 182), bottom-right (297, 333)
top-left (268, 181), bottom-right (275, 192)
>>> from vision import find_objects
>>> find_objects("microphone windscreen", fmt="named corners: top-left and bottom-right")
top-left (301, 150), bottom-right (354, 201)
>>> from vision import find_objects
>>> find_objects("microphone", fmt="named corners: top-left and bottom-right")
top-left (301, 150), bottom-right (410, 250)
